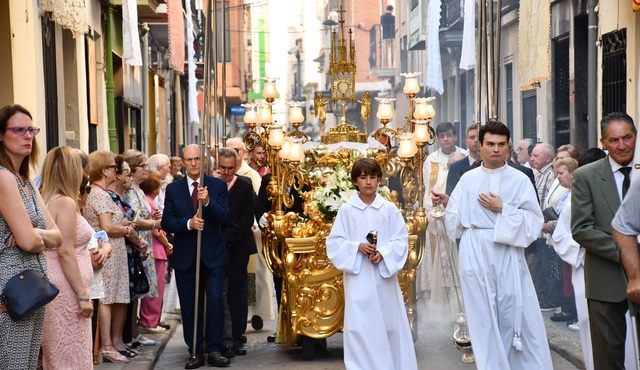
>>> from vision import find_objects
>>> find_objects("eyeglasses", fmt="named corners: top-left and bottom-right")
top-left (137, 164), bottom-right (149, 170)
top-left (218, 165), bottom-right (236, 173)
top-left (5, 126), bottom-right (41, 136)
top-left (106, 164), bottom-right (117, 170)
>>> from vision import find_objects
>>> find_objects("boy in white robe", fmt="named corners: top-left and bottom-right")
top-left (433, 121), bottom-right (552, 370)
top-left (326, 158), bottom-right (418, 370)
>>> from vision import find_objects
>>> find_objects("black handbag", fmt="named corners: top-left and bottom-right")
top-left (542, 207), bottom-right (559, 222)
top-left (131, 252), bottom-right (150, 295)
top-left (1, 255), bottom-right (59, 321)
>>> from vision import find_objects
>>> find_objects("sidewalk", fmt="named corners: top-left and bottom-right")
top-left (542, 310), bottom-right (585, 369)
top-left (94, 315), bottom-right (181, 370)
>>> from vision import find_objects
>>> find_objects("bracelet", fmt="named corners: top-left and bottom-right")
top-left (77, 296), bottom-right (90, 302)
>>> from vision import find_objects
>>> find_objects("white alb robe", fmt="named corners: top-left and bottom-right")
top-left (326, 194), bottom-right (417, 370)
top-left (445, 163), bottom-right (552, 370)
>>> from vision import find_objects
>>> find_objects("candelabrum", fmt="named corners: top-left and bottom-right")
top-left (242, 78), bottom-right (307, 278)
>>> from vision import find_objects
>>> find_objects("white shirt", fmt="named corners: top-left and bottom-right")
top-left (608, 156), bottom-right (633, 201)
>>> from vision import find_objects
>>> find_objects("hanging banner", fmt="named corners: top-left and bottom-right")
top-left (167, 0), bottom-right (185, 74)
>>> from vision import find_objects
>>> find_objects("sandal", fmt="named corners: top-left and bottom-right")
top-left (100, 348), bottom-right (129, 363)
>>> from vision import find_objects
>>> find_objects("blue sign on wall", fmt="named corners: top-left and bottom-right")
top-left (230, 105), bottom-right (246, 115)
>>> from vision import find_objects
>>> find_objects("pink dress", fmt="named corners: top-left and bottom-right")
top-left (41, 213), bottom-right (94, 369)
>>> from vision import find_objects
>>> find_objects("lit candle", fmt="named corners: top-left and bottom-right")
top-left (279, 139), bottom-right (291, 159)
top-left (397, 134), bottom-right (418, 158)
top-left (402, 72), bottom-right (421, 94)
top-left (288, 140), bottom-right (305, 162)
top-left (257, 104), bottom-right (272, 125)
top-left (288, 106), bottom-right (304, 124)
top-left (243, 106), bottom-right (257, 124)
top-left (268, 124), bottom-right (285, 147)
top-left (414, 120), bottom-right (430, 143)
top-left (262, 78), bottom-right (279, 99)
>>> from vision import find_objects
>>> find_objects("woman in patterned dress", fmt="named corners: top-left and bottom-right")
top-left (122, 150), bottom-right (161, 340)
top-left (40, 146), bottom-right (95, 369)
top-left (0, 104), bottom-right (62, 369)
top-left (84, 151), bottom-right (140, 363)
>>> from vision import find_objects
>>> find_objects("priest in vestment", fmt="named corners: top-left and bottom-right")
top-left (438, 122), bottom-right (552, 370)
top-left (418, 122), bottom-right (466, 295)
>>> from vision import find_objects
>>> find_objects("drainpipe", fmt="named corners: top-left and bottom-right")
top-left (105, 4), bottom-right (117, 152)
top-left (142, 24), bottom-right (150, 154)
top-left (587, 0), bottom-right (597, 147)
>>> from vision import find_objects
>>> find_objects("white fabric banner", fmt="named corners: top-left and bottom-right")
top-left (122, 0), bottom-right (143, 66)
top-left (186, 3), bottom-right (200, 124)
top-left (426, 0), bottom-right (444, 94)
top-left (459, 0), bottom-right (476, 70)
top-left (518, 0), bottom-right (550, 90)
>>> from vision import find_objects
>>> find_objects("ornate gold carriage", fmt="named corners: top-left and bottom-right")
top-left (242, 6), bottom-right (434, 360)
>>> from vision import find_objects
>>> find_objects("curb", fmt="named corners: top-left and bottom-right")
top-left (546, 321), bottom-right (585, 370)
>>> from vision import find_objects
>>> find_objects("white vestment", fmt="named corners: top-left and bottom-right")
top-left (445, 163), bottom-right (552, 370)
top-left (418, 146), bottom-right (467, 294)
top-left (326, 194), bottom-right (417, 370)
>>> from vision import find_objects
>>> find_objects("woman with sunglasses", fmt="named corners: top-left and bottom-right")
top-left (84, 151), bottom-right (138, 363)
top-left (0, 104), bottom-right (62, 369)
top-left (40, 146), bottom-right (95, 369)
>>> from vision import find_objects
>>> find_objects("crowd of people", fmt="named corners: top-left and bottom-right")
top-left (425, 113), bottom-right (638, 370)
top-left (0, 104), bottom-right (273, 369)
top-left (2, 99), bottom-right (640, 370)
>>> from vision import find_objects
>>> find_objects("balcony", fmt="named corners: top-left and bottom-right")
top-left (439, 0), bottom-right (463, 48)
top-left (368, 24), bottom-right (395, 79)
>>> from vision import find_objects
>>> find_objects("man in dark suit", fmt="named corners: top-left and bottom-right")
top-left (446, 123), bottom-right (479, 195)
top-left (571, 112), bottom-right (636, 370)
top-left (218, 148), bottom-right (256, 357)
top-left (161, 144), bottom-right (231, 369)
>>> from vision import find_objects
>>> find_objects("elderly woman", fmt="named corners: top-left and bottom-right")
top-left (0, 104), bottom-right (62, 369)
top-left (139, 170), bottom-right (173, 332)
top-left (40, 147), bottom-right (95, 369)
top-left (84, 151), bottom-right (137, 363)
top-left (550, 156), bottom-right (588, 368)
top-left (122, 149), bottom-right (161, 344)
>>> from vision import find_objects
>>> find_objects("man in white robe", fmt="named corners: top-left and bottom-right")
top-left (418, 122), bottom-right (467, 294)
top-left (326, 158), bottom-right (417, 370)
top-left (435, 122), bottom-right (552, 370)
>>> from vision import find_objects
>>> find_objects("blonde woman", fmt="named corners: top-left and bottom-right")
top-left (40, 146), bottom-right (94, 369)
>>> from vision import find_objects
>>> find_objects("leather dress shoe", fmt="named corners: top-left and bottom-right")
top-left (184, 355), bottom-right (205, 369)
top-left (208, 352), bottom-right (231, 367)
top-left (220, 346), bottom-right (236, 359)
top-left (232, 344), bottom-right (247, 356)
top-left (267, 333), bottom-right (276, 342)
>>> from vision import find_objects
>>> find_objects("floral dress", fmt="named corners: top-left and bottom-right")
top-left (0, 170), bottom-right (47, 369)
top-left (124, 186), bottom-right (158, 299)
top-left (83, 184), bottom-right (130, 304)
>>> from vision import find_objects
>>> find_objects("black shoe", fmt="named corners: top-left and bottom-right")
top-left (551, 312), bottom-right (577, 322)
top-left (232, 344), bottom-right (247, 356)
top-left (241, 334), bottom-right (247, 344)
top-left (207, 352), bottom-right (231, 367)
top-left (251, 315), bottom-right (264, 330)
top-left (267, 333), bottom-right (276, 342)
top-left (540, 301), bottom-right (560, 312)
top-left (220, 346), bottom-right (236, 359)
top-left (158, 321), bottom-right (171, 330)
top-left (185, 355), bottom-right (205, 369)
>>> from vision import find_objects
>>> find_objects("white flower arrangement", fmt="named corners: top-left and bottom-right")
top-left (311, 162), bottom-right (391, 220)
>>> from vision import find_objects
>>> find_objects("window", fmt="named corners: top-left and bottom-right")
top-left (602, 29), bottom-right (627, 115)
top-left (522, 90), bottom-right (537, 141)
